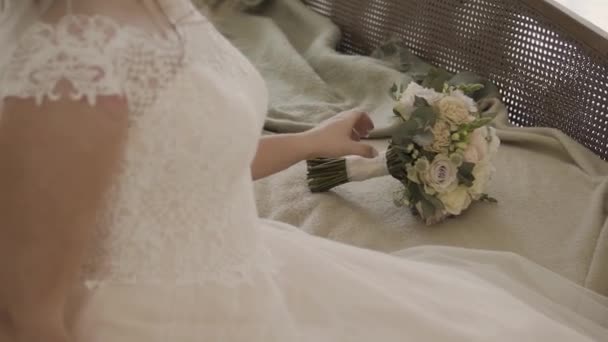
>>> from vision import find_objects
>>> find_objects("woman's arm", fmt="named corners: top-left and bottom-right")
top-left (252, 111), bottom-right (377, 180)
top-left (0, 96), bottom-right (128, 342)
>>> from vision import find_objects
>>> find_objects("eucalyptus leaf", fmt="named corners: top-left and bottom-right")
top-left (457, 83), bottom-right (484, 95)
top-left (408, 182), bottom-right (423, 203)
top-left (417, 183), bottom-right (445, 210)
top-left (393, 119), bottom-right (422, 140)
top-left (466, 117), bottom-right (494, 131)
top-left (414, 96), bottom-right (430, 107)
top-left (422, 68), bottom-right (453, 92)
top-left (388, 145), bottom-right (413, 164)
top-left (479, 194), bottom-right (498, 203)
top-left (460, 162), bottom-right (475, 174)
top-left (458, 174), bottom-right (474, 187)
top-left (420, 199), bottom-right (436, 219)
top-left (419, 149), bottom-right (436, 161)
top-left (448, 72), bottom-right (501, 101)
top-left (457, 162), bottom-right (476, 187)
top-left (410, 106), bottom-right (437, 129)
top-left (413, 131), bottom-right (434, 147)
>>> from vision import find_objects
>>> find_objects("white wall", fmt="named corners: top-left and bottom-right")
top-left (552, 0), bottom-right (608, 33)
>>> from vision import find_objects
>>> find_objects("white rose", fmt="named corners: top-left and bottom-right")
top-left (420, 154), bottom-right (458, 194)
top-left (399, 83), bottom-right (445, 109)
top-left (438, 186), bottom-right (473, 215)
top-left (463, 128), bottom-right (489, 163)
top-left (437, 95), bottom-right (475, 127)
top-left (468, 160), bottom-right (495, 199)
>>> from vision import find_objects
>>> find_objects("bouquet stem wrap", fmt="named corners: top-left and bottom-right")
top-left (307, 145), bottom-right (405, 193)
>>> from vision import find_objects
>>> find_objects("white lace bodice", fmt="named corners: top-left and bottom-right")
top-left (0, 0), bottom-right (273, 286)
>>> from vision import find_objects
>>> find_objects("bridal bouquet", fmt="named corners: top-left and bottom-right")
top-left (307, 82), bottom-right (500, 225)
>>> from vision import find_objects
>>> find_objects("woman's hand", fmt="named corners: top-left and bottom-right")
top-left (303, 111), bottom-right (378, 159)
top-left (252, 111), bottom-right (377, 180)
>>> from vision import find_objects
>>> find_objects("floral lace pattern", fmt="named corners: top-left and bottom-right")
top-left (0, 3), bottom-right (274, 287)
top-left (1, 14), bottom-right (184, 115)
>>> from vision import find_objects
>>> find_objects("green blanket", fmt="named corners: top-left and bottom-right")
top-left (207, 0), bottom-right (415, 136)
top-left (204, 0), bottom-right (608, 296)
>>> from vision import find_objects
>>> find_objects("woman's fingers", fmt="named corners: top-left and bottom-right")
top-left (348, 142), bottom-right (378, 158)
top-left (351, 128), bottom-right (362, 141)
top-left (350, 112), bottom-right (374, 139)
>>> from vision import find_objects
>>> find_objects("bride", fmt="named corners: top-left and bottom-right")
top-left (0, 0), bottom-right (606, 341)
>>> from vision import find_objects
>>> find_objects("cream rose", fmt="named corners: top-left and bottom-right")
top-left (463, 128), bottom-right (489, 163)
top-left (439, 186), bottom-right (473, 215)
top-left (438, 95), bottom-right (475, 127)
top-left (420, 155), bottom-right (458, 194)
top-left (468, 160), bottom-right (494, 199)
top-left (428, 120), bottom-right (451, 153)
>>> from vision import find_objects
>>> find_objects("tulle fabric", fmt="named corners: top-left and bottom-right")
top-left (73, 222), bottom-right (608, 341)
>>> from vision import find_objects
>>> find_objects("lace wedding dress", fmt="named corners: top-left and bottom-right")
top-left (1, 1), bottom-right (607, 341)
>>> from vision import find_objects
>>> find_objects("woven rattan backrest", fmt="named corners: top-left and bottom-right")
top-left (302, 0), bottom-right (608, 159)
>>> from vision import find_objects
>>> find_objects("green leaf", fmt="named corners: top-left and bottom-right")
top-left (465, 117), bottom-right (495, 131)
top-left (408, 183), bottom-right (444, 220)
top-left (387, 145), bottom-right (413, 168)
top-left (408, 182), bottom-right (423, 203)
top-left (419, 149), bottom-right (437, 161)
top-left (392, 119), bottom-right (423, 144)
top-left (395, 149), bottom-right (413, 164)
top-left (410, 106), bottom-right (437, 129)
top-left (457, 83), bottom-right (485, 95)
top-left (458, 175), bottom-right (474, 187)
top-left (414, 96), bottom-right (430, 107)
top-left (417, 183), bottom-right (445, 210)
top-left (460, 162), bottom-right (475, 174)
top-left (479, 194), bottom-right (498, 203)
top-left (419, 199), bottom-right (435, 219)
top-left (413, 130), bottom-right (434, 147)
top-left (447, 72), bottom-right (501, 101)
top-left (422, 68), bottom-right (453, 92)
top-left (457, 162), bottom-right (476, 187)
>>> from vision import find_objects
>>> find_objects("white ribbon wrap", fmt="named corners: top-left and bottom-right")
top-left (345, 152), bottom-right (389, 182)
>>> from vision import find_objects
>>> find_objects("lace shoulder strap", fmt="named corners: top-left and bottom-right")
top-left (0, 14), bottom-right (126, 107)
